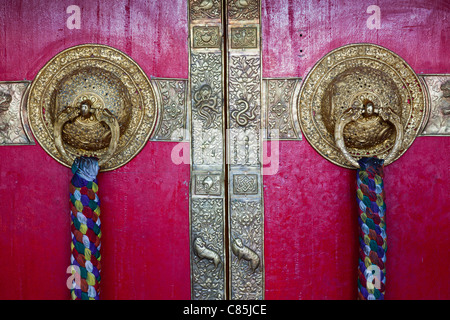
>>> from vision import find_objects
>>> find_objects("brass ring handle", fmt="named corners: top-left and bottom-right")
top-left (334, 107), bottom-right (404, 168)
top-left (54, 107), bottom-right (120, 167)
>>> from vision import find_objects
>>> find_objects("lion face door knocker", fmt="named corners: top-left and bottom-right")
top-left (27, 44), bottom-right (158, 171)
top-left (298, 43), bottom-right (426, 169)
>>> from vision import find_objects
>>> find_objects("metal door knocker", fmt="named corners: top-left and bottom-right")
top-left (297, 43), bottom-right (427, 300)
top-left (298, 43), bottom-right (426, 169)
top-left (27, 44), bottom-right (158, 171)
top-left (26, 44), bottom-right (159, 300)
top-left (54, 98), bottom-right (120, 167)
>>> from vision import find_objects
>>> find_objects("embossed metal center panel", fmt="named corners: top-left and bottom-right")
top-left (188, 0), bottom-right (264, 300)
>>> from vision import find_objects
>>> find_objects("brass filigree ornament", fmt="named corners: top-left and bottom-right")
top-left (298, 43), bottom-right (426, 169)
top-left (27, 44), bottom-right (157, 171)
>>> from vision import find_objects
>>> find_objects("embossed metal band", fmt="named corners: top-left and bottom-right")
top-left (149, 77), bottom-right (304, 142)
top-left (419, 74), bottom-right (450, 136)
top-left (226, 0), bottom-right (264, 300)
top-left (262, 78), bottom-right (302, 140)
top-left (188, 0), bottom-right (227, 300)
top-left (148, 74), bottom-right (450, 142)
top-left (0, 81), bottom-right (34, 146)
top-left (10, 75), bottom-right (448, 145)
top-left (150, 78), bottom-right (188, 142)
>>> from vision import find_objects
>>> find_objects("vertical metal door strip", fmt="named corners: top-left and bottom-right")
top-left (189, 0), bottom-right (227, 300)
top-left (188, 0), bottom-right (263, 300)
top-left (226, 1), bottom-right (264, 300)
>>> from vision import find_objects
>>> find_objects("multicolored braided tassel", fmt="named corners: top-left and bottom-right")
top-left (68, 157), bottom-right (101, 300)
top-left (356, 157), bottom-right (387, 300)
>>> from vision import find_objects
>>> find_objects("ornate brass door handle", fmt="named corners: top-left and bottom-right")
top-left (27, 44), bottom-right (157, 171)
top-left (54, 100), bottom-right (120, 167)
top-left (298, 43), bottom-right (426, 169)
top-left (334, 105), bottom-right (404, 168)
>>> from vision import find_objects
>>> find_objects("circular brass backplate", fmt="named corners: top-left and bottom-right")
top-left (298, 43), bottom-right (426, 169)
top-left (27, 44), bottom-right (157, 171)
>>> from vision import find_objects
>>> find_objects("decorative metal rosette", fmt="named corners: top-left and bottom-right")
top-left (298, 43), bottom-right (426, 169)
top-left (27, 44), bottom-right (158, 171)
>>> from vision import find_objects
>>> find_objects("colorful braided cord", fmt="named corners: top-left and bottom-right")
top-left (356, 157), bottom-right (387, 300)
top-left (69, 158), bottom-right (101, 300)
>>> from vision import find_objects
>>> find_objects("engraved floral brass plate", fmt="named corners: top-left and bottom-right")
top-left (419, 74), bottom-right (450, 136)
top-left (0, 81), bottom-right (34, 145)
top-left (27, 44), bottom-right (157, 171)
top-left (298, 43), bottom-right (426, 168)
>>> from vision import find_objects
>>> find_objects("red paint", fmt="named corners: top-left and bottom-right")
top-left (263, 141), bottom-right (359, 299)
top-left (262, 0), bottom-right (449, 78)
top-left (262, 0), bottom-right (450, 299)
top-left (99, 142), bottom-right (191, 300)
top-left (0, 0), bottom-right (449, 300)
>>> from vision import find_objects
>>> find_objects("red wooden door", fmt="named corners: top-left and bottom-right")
top-left (0, 0), bottom-right (448, 300)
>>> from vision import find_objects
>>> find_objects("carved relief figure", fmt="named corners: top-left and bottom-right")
top-left (190, 0), bottom-right (221, 20)
top-left (231, 99), bottom-right (257, 126)
top-left (231, 238), bottom-right (260, 273)
top-left (193, 84), bottom-right (220, 129)
top-left (228, 0), bottom-right (259, 20)
top-left (193, 237), bottom-right (222, 269)
top-left (193, 0), bottom-right (214, 11)
top-left (229, 56), bottom-right (261, 129)
top-left (193, 26), bottom-right (220, 48)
